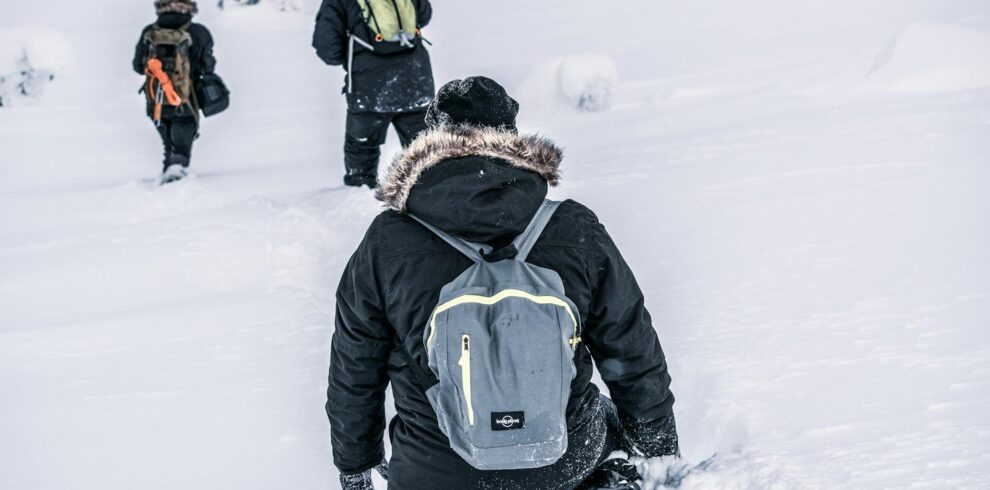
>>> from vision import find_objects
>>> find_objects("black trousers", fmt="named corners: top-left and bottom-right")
top-left (156, 115), bottom-right (199, 168)
top-left (387, 394), bottom-right (622, 489)
top-left (344, 109), bottom-right (428, 176)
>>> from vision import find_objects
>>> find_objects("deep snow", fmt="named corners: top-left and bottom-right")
top-left (1, 0), bottom-right (989, 489)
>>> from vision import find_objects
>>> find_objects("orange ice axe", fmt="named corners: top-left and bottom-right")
top-left (145, 59), bottom-right (182, 106)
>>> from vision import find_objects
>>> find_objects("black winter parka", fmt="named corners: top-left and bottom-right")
top-left (312, 0), bottom-right (434, 113)
top-left (328, 125), bottom-right (677, 489)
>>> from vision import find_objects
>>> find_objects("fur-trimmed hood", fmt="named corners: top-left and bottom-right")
top-left (155, 0), bottom-right (198, 16)
top-left (377, 125), bottom-right (563, 212)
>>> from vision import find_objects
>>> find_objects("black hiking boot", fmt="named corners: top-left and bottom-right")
top-left (343, 170), bottom-right (378, 189)
top-left (579, 453), bottom-right (642, 490)
top-left (161, 164), bottom-right (188, 184)
top-left (161, 154), bottom-right (190, 185)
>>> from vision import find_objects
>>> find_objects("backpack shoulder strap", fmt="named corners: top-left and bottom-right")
top-left (513, 199), bottom-right (562, 262)
top-left (178, 23), bottom-right (193, 44)
top-left (357, 0), bottom-right (383, 35)
top-left (407, 214), bottom-right (491, 263)
top-left (145, 23), bottom-right (192, 43)
top-left (143, 25), bottom-right (159, 43)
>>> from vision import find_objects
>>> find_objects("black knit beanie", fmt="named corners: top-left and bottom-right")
top-left (425, 76), bottom-right (520, 131)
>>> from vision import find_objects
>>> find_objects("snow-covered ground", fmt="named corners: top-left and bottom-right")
top-left (2, 0), bottom-right (989, 488)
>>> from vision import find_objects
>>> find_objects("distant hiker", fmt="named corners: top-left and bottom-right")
top-left (327, 77), bottom-right (678, 490)
top-left (312, 0), bottom-right (435, 189)
top-left (133, 0), bottom-right (217, 184)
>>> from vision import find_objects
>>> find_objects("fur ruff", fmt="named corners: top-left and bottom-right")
top-left (155, 0), bottom-right (199, 16)
top-left (376, 124), bottom-right (564, 212)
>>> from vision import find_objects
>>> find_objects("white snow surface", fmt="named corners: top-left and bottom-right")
top-left (0, 26), bottom-right (74, 75)
top-left (2, 0), bottom-right (989, 489)
top-left (864, 22), bottom-right (990, 93)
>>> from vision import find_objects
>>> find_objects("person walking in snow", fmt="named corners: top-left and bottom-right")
top-left (327, 77), bottom-right (679, 490)
top-left (132, 0), bottom-right (217, 184)
top-left (312, 0), bottom-right (435, 189)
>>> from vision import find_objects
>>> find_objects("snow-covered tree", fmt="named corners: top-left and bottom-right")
top-left (0, 53), bottom-right (55, 107)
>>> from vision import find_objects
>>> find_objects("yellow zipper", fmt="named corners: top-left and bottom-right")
top-left (459, 334), bottom-right (475, 426)
top-left (427, 289), bottom-right (581, 351)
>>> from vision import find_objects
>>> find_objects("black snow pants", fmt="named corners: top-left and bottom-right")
top-left (156, 115), bottom-right (199, 169)
top-left (344, 108), bottom-right (428, 178)
top-left (387, 394), bottom-right (624, 489)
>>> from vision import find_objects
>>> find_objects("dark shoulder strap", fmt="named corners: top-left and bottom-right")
top-left (144, 24), bottom-right (159, 43)
top-left (356, 0), bottom-right (383, 34)
top-left (179, 23), bottom-right (194, 46)
top-left (407, 214), bottom-right (492, 262)
top-left (408, 199), bottom-right (561, 263)
top-left (513, 200), bottom-right (562, 262)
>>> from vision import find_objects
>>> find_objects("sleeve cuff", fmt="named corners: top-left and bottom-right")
top-left (620, 412), bottom-right (680, 458)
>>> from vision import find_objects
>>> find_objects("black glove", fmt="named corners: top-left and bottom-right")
top-left (578, 455), bottom-right (642, 490)
top-left (374, 459), bottom-right (389, 481)
top-left (620, 413), bottom-right (680, 458)
top-left (339, 471), bottom-right (372, 490)
top-left (339, 459), bottom-right (388, 490)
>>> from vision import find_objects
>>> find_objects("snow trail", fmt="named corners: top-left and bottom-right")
top-left (2, 0), bottom-right (989, 488)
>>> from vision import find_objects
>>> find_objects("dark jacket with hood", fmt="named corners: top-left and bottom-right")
top-left (312, 0), bottom-right (434, 113)
top-left (132, 13), bottom-right (216, 117)
top-left (328, 124), bottom-right (678, 489)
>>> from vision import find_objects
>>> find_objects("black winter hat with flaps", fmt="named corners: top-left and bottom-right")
top-left (425, 76), bottom-right (520, 131)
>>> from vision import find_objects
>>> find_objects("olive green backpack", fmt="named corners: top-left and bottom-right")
top-left (353, 0), bottom-right (421, 53)
top-left (142, 24), bottom-right (198, 118)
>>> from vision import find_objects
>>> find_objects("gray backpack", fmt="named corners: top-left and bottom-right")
top-left (409, 200), bottom-right (583, 470)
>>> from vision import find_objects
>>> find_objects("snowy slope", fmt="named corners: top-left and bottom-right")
top-left (2, 0), bottom-right (989, 489)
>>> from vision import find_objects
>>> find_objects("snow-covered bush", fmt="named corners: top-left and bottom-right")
top-left (558, 55), bottom-right (619, 112)
top-left (0, 55), bottom-right (54, 107)
top-left (0, 27), bottom-right (73, 108)
top-left (516, 54), bottom-right (619, 114)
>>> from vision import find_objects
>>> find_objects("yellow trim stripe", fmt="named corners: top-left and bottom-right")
top-left (427, 289), bottom-right (580, 349)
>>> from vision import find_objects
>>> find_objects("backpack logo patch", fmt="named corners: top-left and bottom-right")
top-left (491, 411), bottom-right (525, 431)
